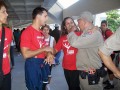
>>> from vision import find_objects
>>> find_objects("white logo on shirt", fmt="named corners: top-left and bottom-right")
top-left (37, 36), bottom-right (45, 48)
top-left (0, 38), bottom-right (7, 42)
top-left (63, 39), bottom-right (74, 55)
top-left (0, 38), bottom-right (8, 59)
top-left (3, 53), bottom-right (7, 58)
top-left (0, 38), bottom-right (8, 50)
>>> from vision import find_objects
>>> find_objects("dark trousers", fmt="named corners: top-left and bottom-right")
top-left (55, 51), bottom-right (61, 64)
top-left (0, 73), bottom-right (11, 90)
top-left (42, 83), bottom-right (47, 90)
top-left (10, 46), bottom-right (15, 66)
top-left (25, 58), bottom-right (50, 90)
top-left (64, 69), bottom-right (81, 90)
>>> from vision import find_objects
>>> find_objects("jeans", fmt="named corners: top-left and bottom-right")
top-left (25, 58), bottom-right (50, 90)
top-left (55, 51), bottom-right (61, 64)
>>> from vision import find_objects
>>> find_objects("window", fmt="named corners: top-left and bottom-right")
top-left (57, 0), bottom-right (79, 9)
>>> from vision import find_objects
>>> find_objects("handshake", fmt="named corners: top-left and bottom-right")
top-left (43, 46), bottom-right (55, 65)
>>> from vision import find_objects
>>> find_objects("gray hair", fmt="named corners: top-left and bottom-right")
top-left (78, 11), bottom-right (93, 23)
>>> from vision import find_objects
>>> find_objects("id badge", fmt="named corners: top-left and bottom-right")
top-left (68, 50), bottom-right (74, 55)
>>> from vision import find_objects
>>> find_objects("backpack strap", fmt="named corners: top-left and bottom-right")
top-left (0, 26), bottom-right (5, 72)
top-left (49, 36), bottom-right (51, 46)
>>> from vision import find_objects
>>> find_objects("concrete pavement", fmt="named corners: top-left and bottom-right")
top-left (11, 51), bottom-right (120, 90)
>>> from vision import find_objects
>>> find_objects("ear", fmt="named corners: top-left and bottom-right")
top-left (36, 14), bottom-right (41, 19)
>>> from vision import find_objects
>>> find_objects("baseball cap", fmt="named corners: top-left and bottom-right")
top-left (78, 11), bottom-right (93, 23)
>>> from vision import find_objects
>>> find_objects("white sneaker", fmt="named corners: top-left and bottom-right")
top-left (46, 84), bottom-right (50, 90)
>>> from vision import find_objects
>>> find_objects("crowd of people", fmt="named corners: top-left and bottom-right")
top-left (0, 1), bottom-right (120, 90)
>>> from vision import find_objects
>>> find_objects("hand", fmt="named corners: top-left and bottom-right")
top-left (70, 26), bottom-right (77, 32)
top-left (44, 53), bottom-right (55, 65)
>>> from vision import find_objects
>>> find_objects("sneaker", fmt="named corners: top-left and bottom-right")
top-left (104, 83), bottom-right (114, 89)
top-left (103, 80), bottom-right (109, 84)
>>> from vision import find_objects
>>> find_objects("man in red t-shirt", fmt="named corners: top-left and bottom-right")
top-left (101, 20), bottom-right (115, 89)
top-left (20, 7), bottom-right (53, 90)
top-left (0, 1), bottom-right (12, 90)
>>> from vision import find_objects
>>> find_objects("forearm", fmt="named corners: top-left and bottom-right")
top-left (21, 47), bottom-right (45, 59)
top-left (98, 50), bottom-right (120, 74)
top-left (67, 32), bottom-right (78, 47)
top-left (68, 31), bottom-right (100, 48)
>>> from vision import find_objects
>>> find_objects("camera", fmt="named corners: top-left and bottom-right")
top-left (97, 66), bottom-right (107, 77)
top-left (88, 73), bottom-right (100, 85)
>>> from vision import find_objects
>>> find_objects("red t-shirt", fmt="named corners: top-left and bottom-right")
top-left (20, 25), bottom-right (46, 58)
top-left (102, 29), bottom-right (113, 40)
top-left (55, 32), bottom-right (81, 70)
top-left (102, 29), bottom-right (115, 55)
top-left (0, 27), bottom-right (12, 75)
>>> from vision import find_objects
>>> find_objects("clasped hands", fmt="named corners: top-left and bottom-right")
top-left (43, 46), bottom-right (55, 65)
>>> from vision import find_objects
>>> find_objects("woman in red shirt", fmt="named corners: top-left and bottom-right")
top-left (49, 17), bottom-right (81, 90)
top-left (0, 1), bottom-right (12, 90)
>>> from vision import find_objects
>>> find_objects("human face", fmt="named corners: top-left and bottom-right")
top-left (37, 11), bottom-right (48, 26)
top-left (64, 18), bottom-right (75, 33)
top-left (77, 19), bottom-right (85, 31)
top-left (0, 6), bottom-right (8, 24)
top-left (101, 23), bottom-right (107, 32)
top-left (42, 27), bottom-right (49, 36)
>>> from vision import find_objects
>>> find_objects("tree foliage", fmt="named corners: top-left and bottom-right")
top-left (106, 10), bottom-right (120, 32)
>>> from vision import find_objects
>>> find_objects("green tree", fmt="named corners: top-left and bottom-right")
top-left (106, 10), bottom-right (120, 32)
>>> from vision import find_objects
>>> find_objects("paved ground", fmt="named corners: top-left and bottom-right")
top-left (11, 51), bottom-right (120, 90)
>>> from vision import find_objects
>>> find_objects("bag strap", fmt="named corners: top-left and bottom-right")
top-left (49, 36), bottom-right (51, 46)
top-left (0, 26), bottom-right (5, 71)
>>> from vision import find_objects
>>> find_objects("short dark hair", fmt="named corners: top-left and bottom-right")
top-left (32, 6), bottom-right (48, 19)
top-left (101, 20), bottom-right (108, 26)
top-left (0, 1), bottom-right (7, 9)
